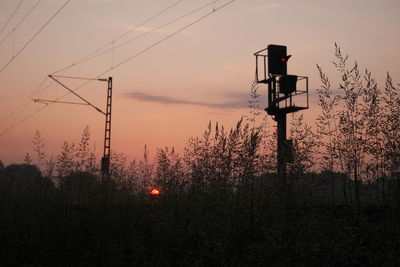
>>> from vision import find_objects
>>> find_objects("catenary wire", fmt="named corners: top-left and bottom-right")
top-left (0, 0), bottom-right (24, 36)
top-left (105, 0), bottom-right (236, 76)
top-left (0, 0), bottom-right (71, 74)
top-left (53, 0), bottom-right (236, 102)
top-left (0, 105), bottom-right (48, 137)
top-left (0, 76), bottom-right (49, 127)
top-left (0, 0), bottom-right (236, 137)
top-left (52, 0), bottom-right (185, 75)
top-left (54, 0), bottom-right (225, 72)
top-left (1, 79), bottom-right (53, 135)
top-left (9, 79), bottom-right (53, 126)
top-left (0, 0), bottom-right (42, 47)
top-left (2, 0), bottom-right (181, 132)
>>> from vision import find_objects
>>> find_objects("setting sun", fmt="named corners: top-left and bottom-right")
top-left (150, 188), bottom-right (160, 196)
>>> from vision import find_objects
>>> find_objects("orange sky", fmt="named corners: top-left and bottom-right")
top-left (1, 0), bottom-right (400, 165)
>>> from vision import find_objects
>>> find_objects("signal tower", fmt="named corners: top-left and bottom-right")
top-left (254, 45), bottom-right (309, 177)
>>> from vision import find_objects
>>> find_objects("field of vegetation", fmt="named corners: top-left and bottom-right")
top-left (1, 46), bottom-right (400, 266)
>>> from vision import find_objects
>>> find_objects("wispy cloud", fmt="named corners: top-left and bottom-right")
top-left (254, 3), bottom-right (283, 13)
top-left (122, 92), bottom-right (250, 110)
top-left (128, 25), bottom-right (189, 35)
top-left (134, 26), bottom-right (154, 33)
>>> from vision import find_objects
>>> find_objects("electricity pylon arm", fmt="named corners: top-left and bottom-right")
top-left (48, 75), bottom-right (105, 115)
top-left (33, 99), bottom-right (90, 106)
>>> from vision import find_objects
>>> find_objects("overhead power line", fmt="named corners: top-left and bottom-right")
top-left (0, 105), bottom-right (48, 137)
top-left (0, 76), bottom-right (49, 128)
top-left (100, 0), bottom-right (236, 77)
top-left (0, 0), bottom-right (24, 36)
top-left (53, 0), bottom-right (226, 74)
top-left (0, 0), bottom-right (236, 137)
top-left (0, 0), bottom-right (42, 47)
top-left (0, 0), bottom-right (71, 74)
top-left (52, 0), bottom-right (185, 75)
top-left (2, 0), bottom-right (181, 133)
top-left (112, 0), bottom-right (185, 46)
top-left (52, 0), bottom-right (236, 102)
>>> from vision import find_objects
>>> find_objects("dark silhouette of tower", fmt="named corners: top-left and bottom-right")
top-left (101, 77), bottom-right (112, 177)
top-left (254, 45), bottom-right (309, 177)
top-left (33, 75), bottom-right (113, 178)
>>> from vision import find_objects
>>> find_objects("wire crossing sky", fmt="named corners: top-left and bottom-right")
top-left (0, 0), bottom-right (42, 47)
top-left (0, 0), bottom-right (24, 36)
top-left (52, 0), bottom-right (187, 75)
top-left (0, 0), bottom-right (236, 137)
top-left (0, 0), bottom-right (399, 165)
top-left (0, 0), bottom-right (71, 73)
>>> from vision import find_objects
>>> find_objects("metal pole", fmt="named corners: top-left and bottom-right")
top-left (276, 111), bottom-right (287, 178)
top-left (101, 77), bottom-right (112, 177)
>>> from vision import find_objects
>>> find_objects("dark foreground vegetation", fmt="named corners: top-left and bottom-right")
top-left (0, 164), bottom-right (400, 266)
top-left (1, 45), bottom-right (400, 266)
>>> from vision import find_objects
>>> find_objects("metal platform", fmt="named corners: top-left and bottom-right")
top-left (266, 106), bottom-right (308, 116)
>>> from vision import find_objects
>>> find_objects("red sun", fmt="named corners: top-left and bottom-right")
top-left (150, 188), bottom-right (160, 196)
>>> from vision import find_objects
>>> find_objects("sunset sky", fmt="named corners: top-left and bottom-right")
top-left (0, 0), bottom-right (399, 165)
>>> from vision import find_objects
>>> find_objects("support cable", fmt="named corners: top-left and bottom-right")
top-left (1, 0), bottom-right (183, 130)
top-left (112, 0), bottom-right (184, 43)
top-left (52, 0), bottom-right (185, 74)
top-left (0, 0), bottom-right (42, 47)
top-left (33, 99), bottom-right (90, 106)
top-left (0, 76), bottom-right (49, 127)
top-left (0, 0), bottom-right (71, 74)
top-left (54, 0), bottom-right (236, 102)
top-left (0, 0), bottom-right (24, 36)
top-left (0, 0), bottom-right (236, 137)
top-left (0, 105), bottom-right (48, 137)
top-left (48, 75), bottom-right (105, 115)
top-left (54, 0), bottom-right (225, 72)
top-left (12, 28), bottom-right (15, 58)
top-left (111, 40), bottom-right (115, 70)
top-left (101, 0), bottom-right (235, 76)
top-left (6, 79), bottom-right (53, 128)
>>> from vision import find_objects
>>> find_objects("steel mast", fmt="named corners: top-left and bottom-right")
top-left (33, 75), bottom-right (113, 177)
top-left (254, 45), bottom-right (309, 177)
top-left (101, 77), bottom-right (112, 177)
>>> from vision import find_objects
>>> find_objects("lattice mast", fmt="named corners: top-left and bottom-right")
top-left (101, 77), bottom-right (112, 176)
top-left (33, 75), bottom-right (113, 178)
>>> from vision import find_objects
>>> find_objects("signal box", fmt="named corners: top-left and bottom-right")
top-left (268, 44), bottom-right (289, 76)
top-left (254, 45), bottom-right (309, 177)
top-left (279, 75), bottom-right (297, 95)
top-left (254, 45), bottom-right (308, 115)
